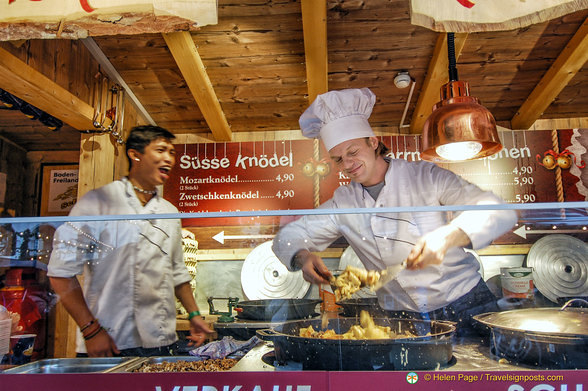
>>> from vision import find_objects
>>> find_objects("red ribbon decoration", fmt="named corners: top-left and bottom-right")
top-left (8, 0), bottom-right (94, 13)
top-left (456, 0), bottom-right (476, 8)
top-left (298, 158), bottom-right (332, 177)
top-left (80, 0), bottom-right (95, 13)
top-left (536, 150), bottom-right (557, 168)
top-left (559, 149), bottom-right (586, 168)
top-left (536, 149), bottom-right (586, 169)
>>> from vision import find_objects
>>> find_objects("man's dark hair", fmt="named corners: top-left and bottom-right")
top-left (375, 140), bottom-right (390, 156)
top-left (364, 137), bottom-right (390, 156)
top-left (126, 125), bottom-right (175, 168)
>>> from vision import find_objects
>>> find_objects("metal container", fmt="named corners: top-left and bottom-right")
top-left (473, 302), bottom-right (588, 369)
top-left (1, 357), bottom-right (139, 374)
top-left (235, 299), bottom-right (321, 321)
top-left (111, 355), bottom-right (241, 372)
top-left (257, 317), bottom-right (455, 370)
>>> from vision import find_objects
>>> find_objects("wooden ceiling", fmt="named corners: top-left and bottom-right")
top-left (1, 0), bottom-right (588, 152)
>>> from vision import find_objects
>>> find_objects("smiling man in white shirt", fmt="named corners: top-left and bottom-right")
top-left (48, 125), bottom-right (212, 357)
top-left (272, 88), bottom-right (517, 335)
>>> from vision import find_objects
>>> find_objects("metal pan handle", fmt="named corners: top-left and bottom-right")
top-left (256, 328), bottom-right (281, 341)
top-left (560, 298), bottom-right (588, 310)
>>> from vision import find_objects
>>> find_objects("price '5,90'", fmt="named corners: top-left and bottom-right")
top-left (275, 190), bottom-right (295, 199)
top-left (514, 176), bottom-right (534, 185)
top-left (515, 194), bottom-right (536, 203)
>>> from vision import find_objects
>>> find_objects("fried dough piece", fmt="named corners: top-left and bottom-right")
top-left (298, 311), bottom-right (417, 340)
top-left (330, 266), bottom-right (381, 300)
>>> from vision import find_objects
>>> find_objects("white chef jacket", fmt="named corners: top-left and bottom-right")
top-left (48, 177), bottom-right (190, 353)
top-left (272, 159), bottom-right (517, 312)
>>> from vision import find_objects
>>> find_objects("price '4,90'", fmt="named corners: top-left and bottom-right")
top-left (275, 190), bottom-right (295, 199)
top-left (275, 173), bottom-right (295, 182)
top-left (513, 166), bottom-right (533, 175)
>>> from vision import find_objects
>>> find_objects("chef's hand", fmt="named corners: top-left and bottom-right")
top-left (407, 225), bottom-right (471, 270)
top-left (293, 249), bottom-right (331, 285)
top-left (186, 316), bottom-right (214, 347)
top-left (85, 328), bottom-right (120, 357)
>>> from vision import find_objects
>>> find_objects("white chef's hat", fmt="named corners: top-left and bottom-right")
top-left (299, 88), bottom-right (376, 151)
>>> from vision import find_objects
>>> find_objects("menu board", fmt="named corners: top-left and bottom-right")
top-left (319, 129), bottom-right (587, 203)
top-left (164, 140), bottom-right (317, 226)
top-left (165, 129), bottom-right (588, 227)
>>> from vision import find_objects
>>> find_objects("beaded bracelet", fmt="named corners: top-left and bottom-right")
top-left (80, 318), bottom-right (97, 333)
top-left (83, 326), bottom-right (105, 341)
top-left (188, 310), bottom-right (201, 320)
top-left (82, 322), bottom-right (101, 338)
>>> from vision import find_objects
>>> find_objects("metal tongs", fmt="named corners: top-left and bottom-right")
top-left (372, 260), bottom-right (407, 291)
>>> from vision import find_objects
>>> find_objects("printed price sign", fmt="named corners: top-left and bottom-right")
top-left (164, 140), bottom-right (317, 226)
top-left (166, 129), bottom-right (588, 230)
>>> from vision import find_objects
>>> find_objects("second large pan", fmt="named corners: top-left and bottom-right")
top-left (257, 317), bottom-right (455, 370)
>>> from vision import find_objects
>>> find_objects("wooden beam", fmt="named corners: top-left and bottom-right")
top-left (409, 33), bottom-right (468, 134)
top-left (81, 38), bottom-right (156, 127)
top-left (301, 0), bottom-right (328, 103)
top-left (0, 46), bottom-right (95, 130)
top-left (511, 17), bottom-right (588, 130)
top-left (162, 32), bottom-right (232, 141)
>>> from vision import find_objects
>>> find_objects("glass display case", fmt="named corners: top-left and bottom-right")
top-left (0, 202), bottom-right (586, 391)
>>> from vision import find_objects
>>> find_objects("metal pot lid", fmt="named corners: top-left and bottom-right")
top-left (240, 241), bottom-right (310, 300)
top-left (526, 234), bottom-right (588, 303)
top-left (474, 307), bottom-right (588, 336)
top-left (338, 246), bottom-right (376, 298)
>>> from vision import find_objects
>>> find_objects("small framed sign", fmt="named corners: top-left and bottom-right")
top-left (40, 164), bottom-right (79, 216)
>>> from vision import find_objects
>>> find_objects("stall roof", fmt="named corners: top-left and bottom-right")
top-left (0, 0), bottom-right (587, 151)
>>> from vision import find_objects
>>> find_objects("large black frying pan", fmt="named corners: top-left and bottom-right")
top-left (257, 317), bottom-right (455, 370)
top-left (235, 299), bottom-right (321, 321)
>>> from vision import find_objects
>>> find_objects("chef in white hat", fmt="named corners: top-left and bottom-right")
top-left (272, 88), bottom-right (517, 335)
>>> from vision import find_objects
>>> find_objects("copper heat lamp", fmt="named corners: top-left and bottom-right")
top-left (421, 33), bottom-right (502, 162)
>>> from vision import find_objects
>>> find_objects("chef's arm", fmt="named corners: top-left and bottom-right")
top-left (49, 276), bottom-right (119, 356)
top-left (292, 249), bottom-right (332, 285)
top-left (175, 282), bottom-right (213, 347)
top-left (406, 224), bottom-right (471, 270)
